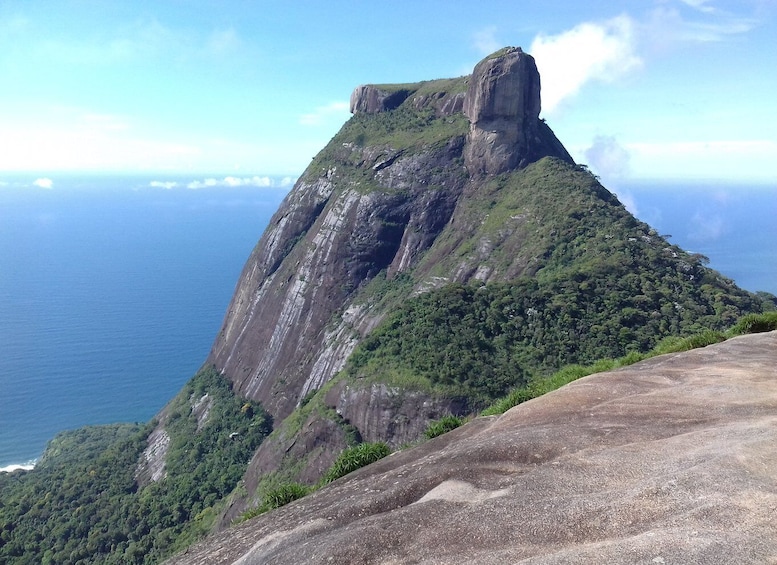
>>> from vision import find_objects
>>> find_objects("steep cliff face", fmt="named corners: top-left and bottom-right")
top-left (208, 48), bottom-right (571, 421)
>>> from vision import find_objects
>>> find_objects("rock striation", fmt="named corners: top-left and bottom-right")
top-left (161, 46), bottom-right (762, 525)
top-left (166, 331), bottom-right (777, 564)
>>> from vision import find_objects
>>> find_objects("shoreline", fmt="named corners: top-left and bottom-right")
top-left (0, 461), bottom-right (37, 473)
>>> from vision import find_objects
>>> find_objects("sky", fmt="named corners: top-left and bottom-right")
top-left (0, 0), bottom-right (776, 186)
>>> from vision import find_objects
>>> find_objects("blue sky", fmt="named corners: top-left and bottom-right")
top-left (0, 0), bottom-right (775, 186)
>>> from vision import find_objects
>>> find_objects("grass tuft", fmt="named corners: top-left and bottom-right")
top-left (321, 442), bottom-right (391, 484)
top-left (424, 415), bottom-right (463, 439)
top-left (726, 311), bottom-right (777, 336)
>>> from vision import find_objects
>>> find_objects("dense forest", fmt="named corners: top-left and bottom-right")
top-left (0, 368), bottom-right (271, 564)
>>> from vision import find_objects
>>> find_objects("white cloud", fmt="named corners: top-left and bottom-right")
top-left (33, 178), bottom-right (53, 189)
top-left (530, 15), bottom-right (642, 114)
top-left (185, 176), bottom-right (276, 189)
top-left (679, 0), bottom-right (717, 14)
top-left (584, 135), bottom-right (632, 179)
top-left (149, 180), bottom-right (179, 189)
top-left (472, 26), bottom-right (501, 55)
top-left (299, 101), bottom-right (350, 126)
top-left (279, 176), bottom-right (296, 187)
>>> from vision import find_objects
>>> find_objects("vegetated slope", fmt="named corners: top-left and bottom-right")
top-left (344, 157), bottom-right (762, 404)
top-left (0, 368), bottom-right (271, 564)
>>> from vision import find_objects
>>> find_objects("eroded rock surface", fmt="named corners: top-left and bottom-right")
top-left (166, 331), bottom-right (777, 564)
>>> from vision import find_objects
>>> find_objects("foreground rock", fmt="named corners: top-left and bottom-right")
top-left (166, 331), bottom-right (777, 564)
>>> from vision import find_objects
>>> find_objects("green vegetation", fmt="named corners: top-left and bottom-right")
top-left (481, 312), bottom-right (777, 417)
top-left (424, 415), bottom-right (464, 439)
top-left (727, 311), bottom-right (777, 335)
top-left (238, 482), bottom-right (312, 522)
top-left (236, 441), bottom-right (392, 523)
top-left (0, 367), bottom-right (271, 564)
top-left (321, 442), bottom-right (391, 484)
top-left (237, 311), bottom-right (777, 522)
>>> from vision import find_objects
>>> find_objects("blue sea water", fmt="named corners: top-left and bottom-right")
top-left (0, 176), bottom-right (288, 469)
top-left (615, 181), bottom-right (776, 297)
top-left (0, 176), bottom-right (774, 470)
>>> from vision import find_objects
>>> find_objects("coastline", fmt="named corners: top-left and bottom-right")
top-left (0, 461), bottom-right (36, 473)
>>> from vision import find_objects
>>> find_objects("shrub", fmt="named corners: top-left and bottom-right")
top-left (238, 482), bottom-right (311, 522)
top-left (261, 482), bottom-right (310, 511)
top-left (653, 330), bottom-right (726, 355)
top-left (321, 442), bottom-right (390, 484)
top-left (727, 312), bottom-right (777, 336)
top-left (424, 415), bottom-right (463, 439)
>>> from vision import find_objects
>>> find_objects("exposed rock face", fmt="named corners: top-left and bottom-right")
top-left (324, 381), bottom-right (470, 447)
top-left (207, 142), bottom-right (468, 420)
top-left (166, 332), bottom-right (777, 564)
top-left (350, 85), bottom-right (414, 114)
top-left (463, 46), bottom-right (544, 174)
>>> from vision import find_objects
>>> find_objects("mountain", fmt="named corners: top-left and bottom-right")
top-left (195, 47), bottom-right (764, 524)
top-left (166, 330), bottom-right (777, 564)
top-left (1, 47), bottom-right (772, 564)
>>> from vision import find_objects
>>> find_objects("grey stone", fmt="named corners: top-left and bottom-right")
top-left (166, 331), bottom-right (777, 564)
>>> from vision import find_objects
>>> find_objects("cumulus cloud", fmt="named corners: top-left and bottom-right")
top-left (530, 15), bottom-right (642, 114)
top-left (33, 178), bottom-right (53, 189)
top-left (299, 101), bottom-right (350, 126)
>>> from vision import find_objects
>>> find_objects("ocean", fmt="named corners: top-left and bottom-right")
top-left (0, 176), bottom-right (774, 470)
top-left (0, 176), bottom-right (289, 470)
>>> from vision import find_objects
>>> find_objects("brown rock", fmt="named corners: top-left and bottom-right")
top-left (166, 331), bottom-right (777, 564)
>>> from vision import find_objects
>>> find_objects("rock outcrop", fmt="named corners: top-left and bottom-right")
top-left (166, 331), bottom-right (777, 564)
top-left (464, 46), bottom-right (541, 174)
top-left (350, 85), bottom-right (414, 114)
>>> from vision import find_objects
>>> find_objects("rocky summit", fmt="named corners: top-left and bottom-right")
top-left (206, 46), bottom-right (572, 421)
top-left (167, 331), bottom-right (777, 564)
